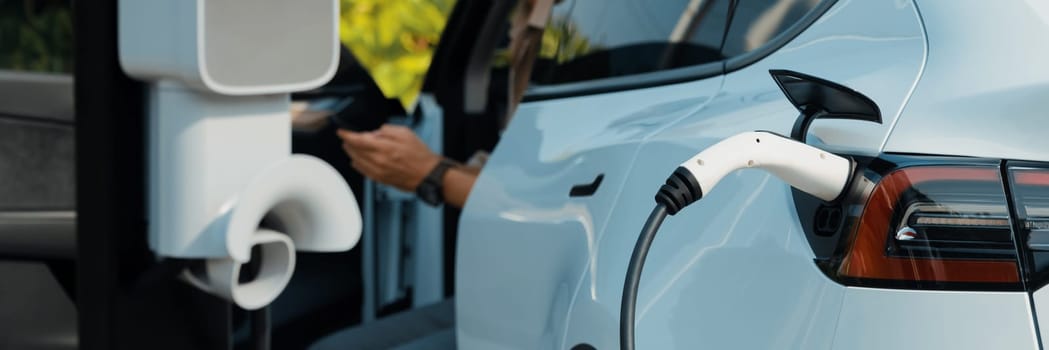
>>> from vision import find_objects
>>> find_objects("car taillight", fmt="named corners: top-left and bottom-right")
top-left (837, 166), bottom-right (1022, 288)
top-left (1008, 166), bottom-right (1049, 287)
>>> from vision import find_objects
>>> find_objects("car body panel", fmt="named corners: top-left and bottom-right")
top-left (833, 288), bottom-right (1039, 350)
top-left (884, 0), bottom-right (1049, 162)
top-left (455, 0), bottom-right (962, 348)
top-left (455, 74), bottom-right (724, 349)
top-left (554, 1), bottom-right (932, 346)
top-left (1033, 291), bottom-right (1049, 344)
top-left (457, 0), bottom-right (1049, 348)
top-left (721, 0), bottom-right (928, 157)
top-left (561, 141), bottom-right (847, 349)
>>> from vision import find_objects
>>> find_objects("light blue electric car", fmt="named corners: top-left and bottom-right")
top-left (3, 0), bottom-right (1049, 349)
top-left (456, 0), bottom-right (1049, 349)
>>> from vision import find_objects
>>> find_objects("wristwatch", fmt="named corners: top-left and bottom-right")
top-left (416, 158), bottom-right (457, 206)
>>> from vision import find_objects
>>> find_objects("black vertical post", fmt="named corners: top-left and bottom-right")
top-left (73, 0), bottom-right (144, 347)
top-left (73, 1), bottom-right (234, 349)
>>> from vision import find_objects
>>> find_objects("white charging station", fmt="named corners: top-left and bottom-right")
top-left (118, 0), bottom-right (361, 310)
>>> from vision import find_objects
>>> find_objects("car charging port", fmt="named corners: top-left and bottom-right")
top-left (814, 204), bottom-right (845, 237)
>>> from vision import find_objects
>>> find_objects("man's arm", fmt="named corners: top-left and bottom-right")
top-left (337, 124), bottom-right (478, 208)
top-left (441, 166), bottom-right (477, 209)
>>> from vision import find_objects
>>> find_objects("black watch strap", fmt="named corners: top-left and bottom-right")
top-left (416, 158), bottom-right (456, 206)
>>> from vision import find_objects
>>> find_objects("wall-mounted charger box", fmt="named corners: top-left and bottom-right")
top-left (119, 0), bottom-right (339, 95)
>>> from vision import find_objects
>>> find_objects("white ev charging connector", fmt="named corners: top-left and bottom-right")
top-left (673, 131), bottom-right (852, 207)
top-left (620, 130), bottom-right (854, 350)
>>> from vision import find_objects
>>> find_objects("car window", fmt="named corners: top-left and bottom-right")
top-left (721, 0), bottom-right (823, 58)
top-left (530, 0), bottom-right (732, 86)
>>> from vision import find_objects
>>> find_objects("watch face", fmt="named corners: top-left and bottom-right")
top-left (418, 182), bottom-right (441, 206)
top-left (418, 159), bottom-right (453, 206)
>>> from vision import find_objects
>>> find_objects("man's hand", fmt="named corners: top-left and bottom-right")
top-left (337, 124), bottom-right (441, 193)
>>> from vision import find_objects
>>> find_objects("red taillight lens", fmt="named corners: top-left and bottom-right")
top-left (838, 166), bottom-right (1021, 285)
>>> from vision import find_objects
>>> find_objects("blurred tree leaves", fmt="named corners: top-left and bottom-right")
top-left (490, 14), bottom-right (596, 68)
top-left (339, 0), bottom-right (604, 107)
top-left (340, 0), bottom-right (457, 109)
top-left (0, 0), bottom-right (73, 73)
top-left (540, 15), bottom-right (596, 63)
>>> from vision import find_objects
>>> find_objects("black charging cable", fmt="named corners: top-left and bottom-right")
top-left (620, 204), bottom-right (668, 350)
top-left (621, 167), bottom-right (703, 350)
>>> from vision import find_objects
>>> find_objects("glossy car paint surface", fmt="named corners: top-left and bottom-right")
top-left (457, 0), bottom-right (1044, 349)
top-left (884, 0), bottom-right (1049, 163)
top-left (832, 288), bottom-right (1038, 350)
top-left (455, 69), bottom-right (723, 349)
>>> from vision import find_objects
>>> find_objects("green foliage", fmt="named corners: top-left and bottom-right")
top-left (0, 0), bottom-right (73, 73)
top-left (491, 15), bottom-right (598, 68)
top-left (340, 0), bottom-right (600, 105)
top-left (540, 15), bottom-right (597, 64)
top-left (340, 0), bottom-right (457, 109)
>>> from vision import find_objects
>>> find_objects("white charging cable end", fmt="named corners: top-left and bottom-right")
top-left (656, 131), bottom-right (852, 214)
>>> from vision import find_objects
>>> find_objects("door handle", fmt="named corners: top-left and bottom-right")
top-left (569, 174), bottom-right (604, 197)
